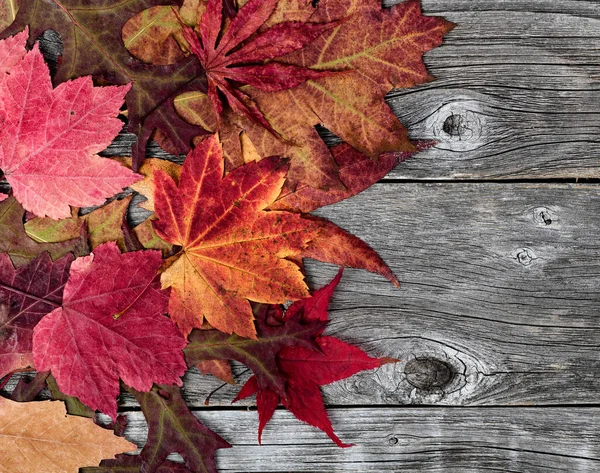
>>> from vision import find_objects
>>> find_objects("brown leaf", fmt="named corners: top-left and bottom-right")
top-left (196, 359), bottom-right (234, 384)
top-left (0, 397), bottom-right (136, 473)
top-left (173, 0), bottom-right (453, 189)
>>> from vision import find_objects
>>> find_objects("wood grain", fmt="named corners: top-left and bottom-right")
top-left (117, 407), bottom-right (600, 472)
top-left (384, 0), bottom-right (600, 179)
top-left (4, 182), bottom-right (597, 412)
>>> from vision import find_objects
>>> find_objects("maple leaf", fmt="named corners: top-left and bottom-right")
top-left (0, 196), bottom-right (87, 267)
top-left (133, 140), bottom-right (401, 293)
top-left (0, 397), bottom-right (136, 473)
top-left (172, 0), bottom-right (453, 189)
top-left (187, 270), bottom-right (397, 446)
top-left (173, 0), bottom-right (340, 138)
top-left (0, 0), bottom-right (205, 170)
top-left (271, 140), bottom-right (435, 213)
top-left (0, 251), bottom-right (73, 380)
top-left (128, 384), bottom-right (231, 473)
top-left (184, 304), bottom-right (325, 397)
top-left (32, 242), bottom-right (187, 420)
top-left (152, 134), bottom-right (320, 339)
top-left (270, 142), bottom-right (435, 288)
top-left (0, 30), bottom-right (140, 219)
top-left (129, 158), bottom-right (182, 213)
top-left (0, 24), bottom-right (26, 77)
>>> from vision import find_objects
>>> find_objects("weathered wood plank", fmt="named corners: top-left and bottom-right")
top-left (306, 182), bottom-right (600, 406)
top-left (383, 1), bottom-right (600, 179)
top-left (112, 182), bottom-right (600, 408)
top-left (118, 407), bottom-right (600, 472)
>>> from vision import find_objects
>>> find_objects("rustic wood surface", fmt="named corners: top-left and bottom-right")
top-left (3, 0), bottom-right (599, 472)
top-left (117, 407), bottom-right (600, 472)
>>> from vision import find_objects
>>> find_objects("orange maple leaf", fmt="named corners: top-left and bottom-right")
top-left (152, 135), bottom-right (320, 339)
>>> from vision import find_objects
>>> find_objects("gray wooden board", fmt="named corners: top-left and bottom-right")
top-left (116, 407), bottom-right (600, 472)
top-left (385, 0), bottom-right (600, 179)
top-left (121, 182), bottom-right (600, 408)
top-left (3, 182), bottom-right (598, 414)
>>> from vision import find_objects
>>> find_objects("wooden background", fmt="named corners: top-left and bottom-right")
top-left (6, 0), bottom-right (600, 471)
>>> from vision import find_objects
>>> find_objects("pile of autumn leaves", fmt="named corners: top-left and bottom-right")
top-left (0, 0), bottom-right (452, 472)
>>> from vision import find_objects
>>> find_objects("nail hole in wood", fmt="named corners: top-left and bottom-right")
top-left (533, 207), bottom-right (556, 227)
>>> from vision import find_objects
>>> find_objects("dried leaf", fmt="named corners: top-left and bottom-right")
top-left (25, 196), bottom-right (134, 251)
top-left (302, 215), bottom-right (400, 287)
top-left (32, 242), bottom-right (187, 420)
top-left (130, 159), bottom-right (182, 213)
top-left (1, 0), bottom-right (205, 170)
top-left (173, 0), bottom-right (453, 188)
top-left (190, 271), bottom-right (397, 446)
top-left (122, 6), bottom-right (188, 66)
top-left (0, 0), bottom-right (19, 31)
top-left (129, 384), bottom-right (230, 473)
top-left (24, 209), bottom-right (83, 244)
top-left (0, 30), bottom-right (140, 219)
top-left (0, 251), bottom-right (73, 379)
top-left (46, 374), bottom-right (96, 418)
top-left (0, 196), bottom-right (87, 267)
top-left (133, 219), bottom-right (174, 255)
top-left (175, 0), bottom-right (340, 137)
top-left (8, 371), bottom-right (49, 402)
top-left (185, 306), bottom-right (324, 397)
top-left (153, 135), bottom-right (319, 338)
top-left (271, 142), bottom-right (435, 213)
top-left (0, 397), bottom-right (136, 473)
top-left (196, 359), bottom-right (234, 384)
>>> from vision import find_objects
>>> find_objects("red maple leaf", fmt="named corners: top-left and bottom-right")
top-left (32, 242), bottom-right (187, 420)
top-left (0, 29), bottom-right (140, 219)
top-left (178, 0), bottom-right (341, 137)
top-left (0, 251), bottom-right (73, 379)
top-left (186, 269), bottom-right (397, 446)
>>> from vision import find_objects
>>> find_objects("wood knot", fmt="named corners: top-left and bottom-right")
top-left (443, 113), bottom-right (470, 138)
top-left (516, 248), bottom-right (537, 266)
top-left (429, 100), bottom-right (485, 152)
top-left (404, 358), bottom-right (454, 390)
